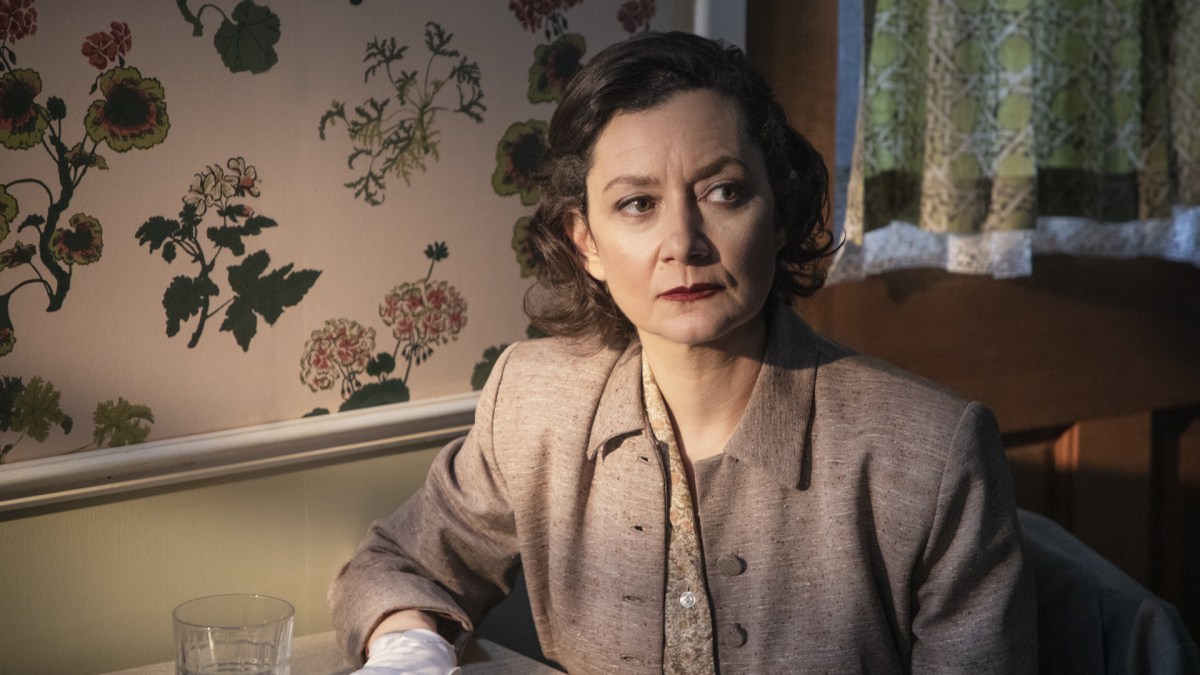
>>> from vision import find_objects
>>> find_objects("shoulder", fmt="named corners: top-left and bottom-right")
top-left (768, 304), bottom-right (971, 432)
top-left (488, 337), bottom-right (625, 398)
top-left (759, 305), bottom-right (985, 462)
top-left (811, 332), bottom-right (977, 446)
top-left (803, 332), bottom-right (1012, 544)
top-left (480, 336), bottom-right (630, 426)
top-left (471, 337), bottom-right (638, 488)
top-left (803, 330), bottom-right (1007, 501)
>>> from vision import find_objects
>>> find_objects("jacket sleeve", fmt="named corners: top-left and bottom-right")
top-left (328, 344), bottom-right (521, 665)
top-left (909, 401), bottom-right (1038, 673)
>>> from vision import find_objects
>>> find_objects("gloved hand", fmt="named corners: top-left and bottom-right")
top-left (353, 629), bottom-right (461, 675)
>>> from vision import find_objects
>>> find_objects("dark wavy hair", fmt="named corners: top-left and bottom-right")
top-left (524, 31), bottom-right (833, 349)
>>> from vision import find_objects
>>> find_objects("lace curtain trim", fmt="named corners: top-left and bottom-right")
top-left (828, 205), bottom-right (1200, 282)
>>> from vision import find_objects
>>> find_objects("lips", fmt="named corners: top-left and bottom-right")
top-left (659, 283), bottom-right (724, 301)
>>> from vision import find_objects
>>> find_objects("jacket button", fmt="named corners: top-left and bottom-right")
top-left (720, 623), bottom-right (748, 648)
top-left (620, 654), bottom-right (644, 665)
top-left (716, 553), bottom-right (746, 576)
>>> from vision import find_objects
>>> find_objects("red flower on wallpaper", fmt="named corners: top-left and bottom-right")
top-left (0, 0), bottom-right (37, 44)
top-left (301, 243), bottom-right (465, 415)
top-left (380, 279), bottom-right (467, 347)
top-left (109, 20), bottom-right (131, 52)
top-left (509, 0), bottom-right (582, 36)
top-left (301, 318), bottom-right (376, 397)
top-left (0, 12), bottom-right (169, 361)
top-left (618, 0), bottom-right (655, 33)
top-left (81, 21), bottom-right (131, 70)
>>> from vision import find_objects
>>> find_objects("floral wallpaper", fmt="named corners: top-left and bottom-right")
top-left (0, 0), bottom-right (686, 463)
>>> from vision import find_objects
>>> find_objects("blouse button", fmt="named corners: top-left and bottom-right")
top-left (679, 591), bottom-right (697, 608)
top-left (716, 554), bottom-right (746, 576)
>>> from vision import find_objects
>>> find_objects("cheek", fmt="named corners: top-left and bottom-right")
top-left (592, 242), bottom-right (654, 302)
top-left (739, 216), bottom-right (783, 289)
top-left (739, 205), bottom-right (780, 251)
top-left (601, 249), bottom-right (650, 290)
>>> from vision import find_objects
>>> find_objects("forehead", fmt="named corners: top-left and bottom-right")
top-left (587, 90), bottom-right (758, 179)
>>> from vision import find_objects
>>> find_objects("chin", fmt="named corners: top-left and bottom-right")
top-left (643, 312), bottom-right (761, 350)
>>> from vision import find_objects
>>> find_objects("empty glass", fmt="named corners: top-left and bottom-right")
top-left (173, 594), bottom-right (294, 675)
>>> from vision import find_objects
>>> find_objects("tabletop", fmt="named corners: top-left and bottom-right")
top-left (104, 630), bottom-right (561, 674)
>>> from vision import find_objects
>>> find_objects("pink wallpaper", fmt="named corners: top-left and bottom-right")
top-left (0, 0), bottom-right (690, 463)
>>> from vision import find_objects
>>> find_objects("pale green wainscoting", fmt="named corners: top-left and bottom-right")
top-left (0, 444), bottom-right (442, 675)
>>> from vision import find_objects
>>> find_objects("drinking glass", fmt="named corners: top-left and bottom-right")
top-left (173, 594), bottom-right (294, 675)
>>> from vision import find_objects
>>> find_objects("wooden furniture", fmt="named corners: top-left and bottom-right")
top-left (747, 0), bottom-right (1200, 637)
top-left (795, 257), bottom-right (1200, 630)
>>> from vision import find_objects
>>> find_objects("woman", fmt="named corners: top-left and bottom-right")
top-left (331, 31), bottom-right (1036, 674)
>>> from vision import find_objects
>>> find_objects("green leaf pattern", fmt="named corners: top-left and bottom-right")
top-left (213, 1), bottom-right (281, 74)
top-left (320, 22), bottom-right (486, 205)
top-left (221, 251), bottom-right (321, 350)
top-left (176, 0), bottom-right (281, 74)
top-left (0, 375), bottom-right (149, 463)
top-left (11, 376), bottom-right (68, 443)
top-left (137, 158), bottom-right (321, 350)
top-left (0, 20), bottom-right (168, 361)
top-left (93, 398), bottom-right (155, 448)
top-left (0, 4), bottom-right (675, 461)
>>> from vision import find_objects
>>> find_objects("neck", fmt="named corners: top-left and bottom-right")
top-left (640, 313), bottom-right (769, 463)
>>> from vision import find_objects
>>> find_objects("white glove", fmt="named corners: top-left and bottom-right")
top-left (353, 629), bottom-right (461, 675)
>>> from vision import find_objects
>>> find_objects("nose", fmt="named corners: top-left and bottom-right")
top-left (660, 198), bottom-right (710, 264)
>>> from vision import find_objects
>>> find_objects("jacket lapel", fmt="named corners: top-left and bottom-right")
top-left (721, 306), bottom-right (819, 490)
top-left (582, 305), bottom-right (819, 491)
top-left (585, 341), bottom-right (648, 461)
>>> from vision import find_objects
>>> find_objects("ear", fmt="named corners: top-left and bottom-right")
top-left (568, 210), bottom-right (606, 282)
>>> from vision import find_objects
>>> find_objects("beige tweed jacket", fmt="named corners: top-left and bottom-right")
top-left (329, 306), bottom-right (1037, 673)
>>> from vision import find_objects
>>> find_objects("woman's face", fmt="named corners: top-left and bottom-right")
top-left (573, 89), bottom-right (781, 352)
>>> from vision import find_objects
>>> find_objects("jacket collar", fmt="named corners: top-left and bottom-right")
top-left (722, 305), bottom-right (818, 490)
top-left (585, 304), bottom-right (819, 490)
top-left (586, 342), bottom-right (648, 461)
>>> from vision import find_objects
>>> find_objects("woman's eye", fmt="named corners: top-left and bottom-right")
top-left (708, 183), bottom-right (743, 204)
top-left (618, 196), bottom-right (654, 215)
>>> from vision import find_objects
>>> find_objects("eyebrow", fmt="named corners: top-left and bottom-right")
top-left (600, 155), bottom-right (751, 195)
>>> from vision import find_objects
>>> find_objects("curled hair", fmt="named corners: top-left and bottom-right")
top-left (524, 31), bottom-right (833, 349)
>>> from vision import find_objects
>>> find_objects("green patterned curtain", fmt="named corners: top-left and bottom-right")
top-left (835, 0), bottom-right (1199, 279)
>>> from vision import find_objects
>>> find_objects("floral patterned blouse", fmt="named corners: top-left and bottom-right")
top-left (642, 354), bottom-right (717, 674)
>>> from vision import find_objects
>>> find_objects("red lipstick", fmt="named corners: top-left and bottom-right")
top-left (659, 283), bottom-right (723, 301)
